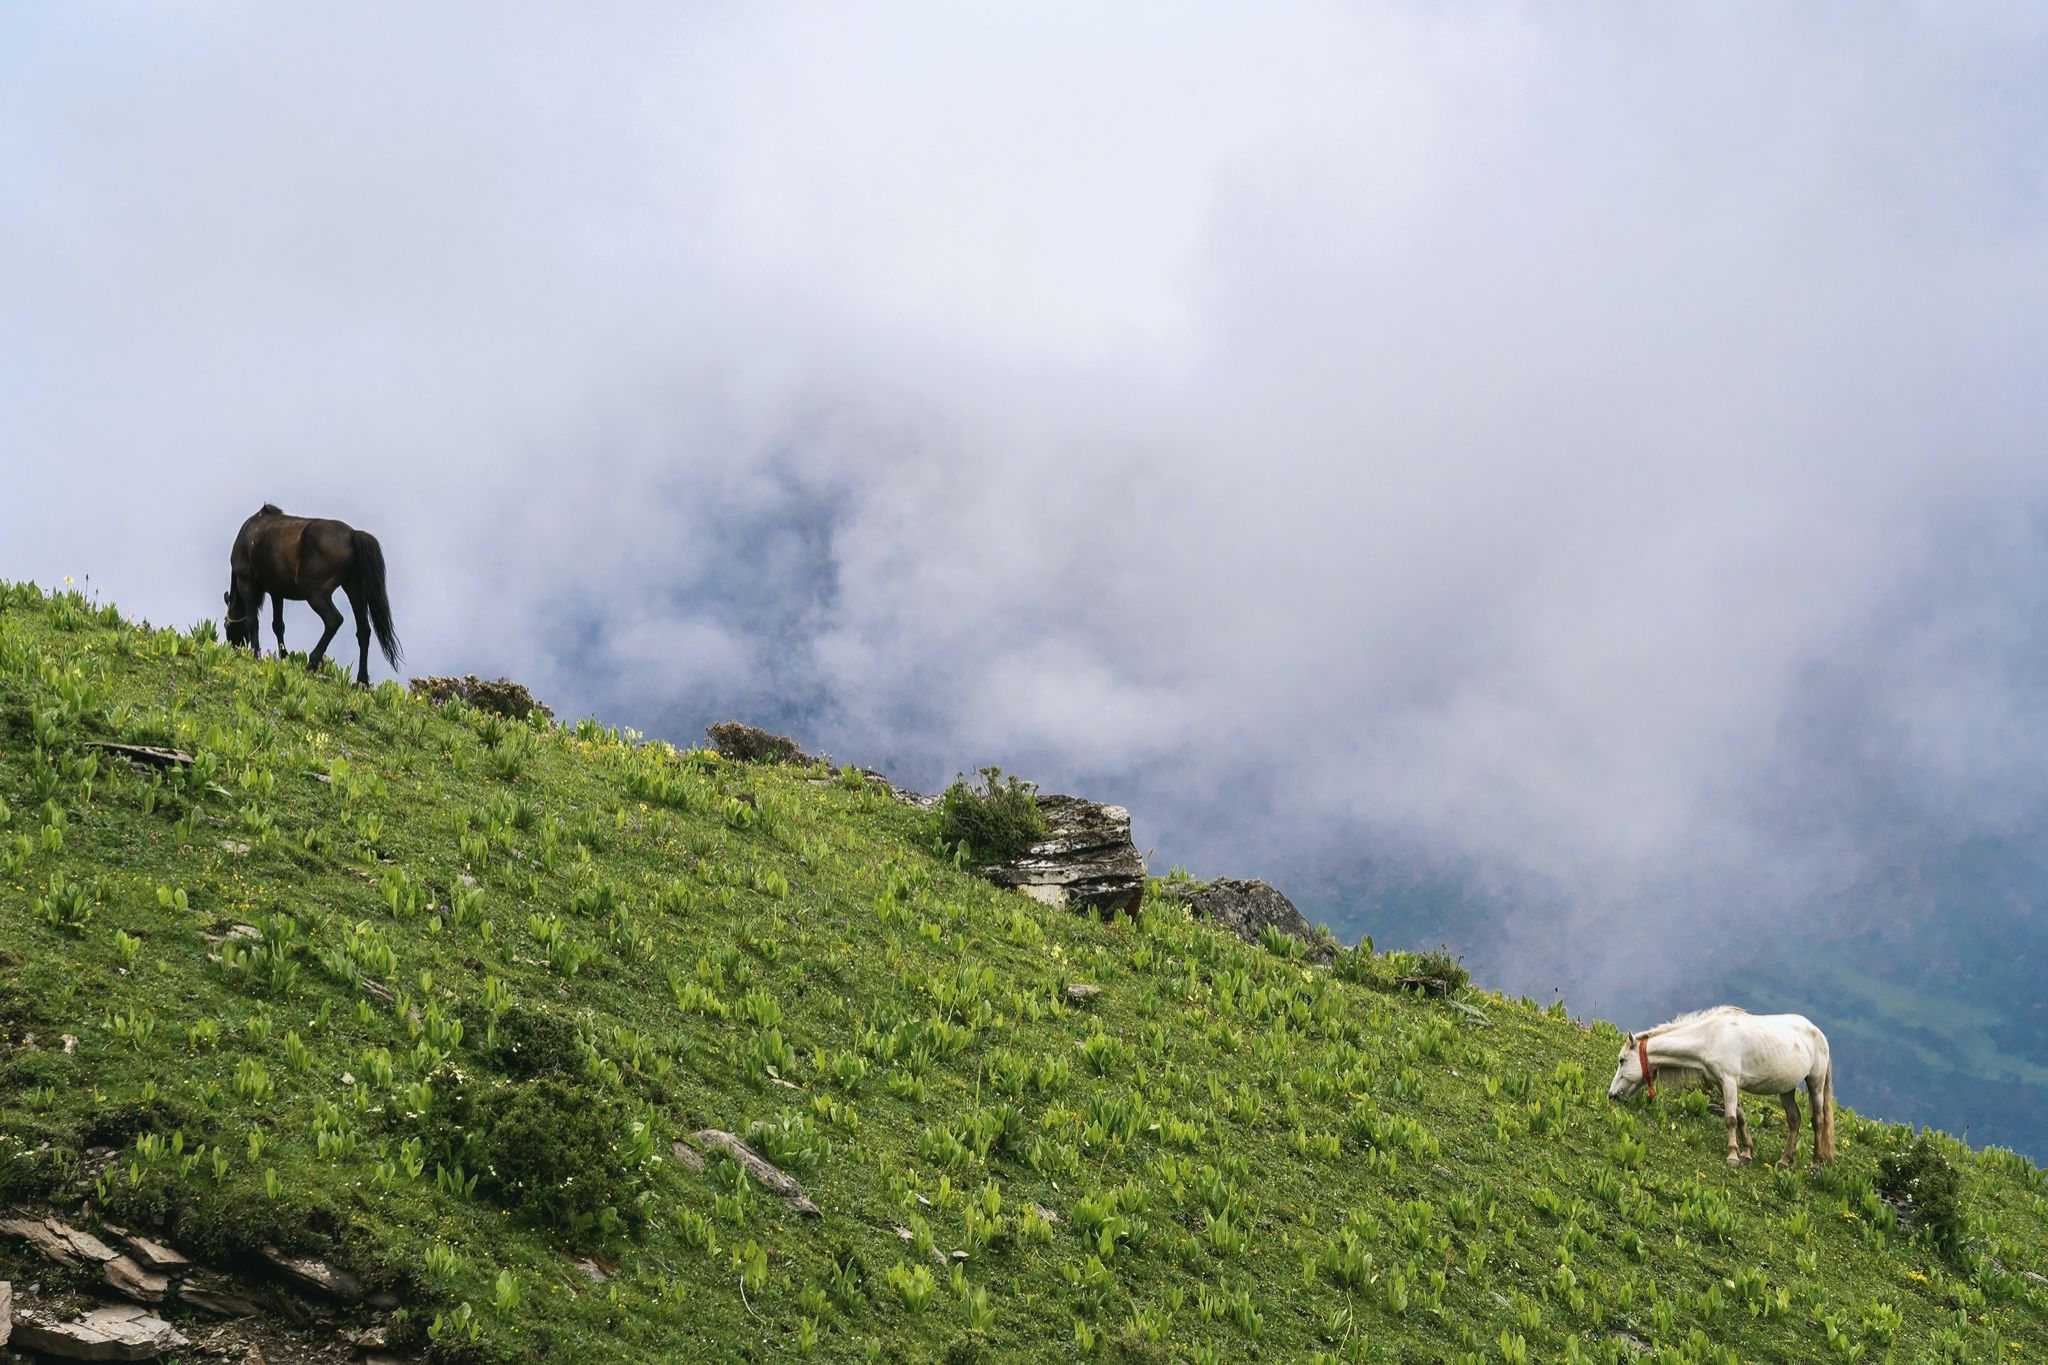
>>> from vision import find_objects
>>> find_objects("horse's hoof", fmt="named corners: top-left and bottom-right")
top-left (1725, 1155), bottom-right (1742, 1166)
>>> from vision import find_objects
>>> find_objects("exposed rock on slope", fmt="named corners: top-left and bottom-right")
top-left (984, 794), bottom-right (1146, 916)
top-left (704, 721), bottom-right (822, 766)
top-left (1183, 877), bottom-right (1336, 960)
top-left (408, 674), bottom-right (553, 721)
top-left (9, 1303), bottom-right (186, 1360)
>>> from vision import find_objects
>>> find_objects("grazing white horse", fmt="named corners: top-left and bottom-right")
top-left (1607, 1006), bottom-right (1835, 1166)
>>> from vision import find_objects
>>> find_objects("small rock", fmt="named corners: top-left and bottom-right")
top-left (10, 1303), bottom-right (187, 1360)
top-left (893, 1226), bottom-right (913, 1241)
top-left (1032, 1204), bottom-right (1061, 1224)
top-left (571, 1257), bottom-right (610, 1284)
top-left (227, 924), bottom-right (262, 940)
top-left (259, 1248), bottom-right (364, 1303)
top-left (670, 1142), bottom-right (706, 1172)
top-left (349, 1325), bottom-right (391, 1350)
top-left (364, 1289), bottom-right (402, 1311)
top-left (1063, 983), bottom-right (1101, 1006)
top-left (0, 1214), bottom-right (120, 1267)
top-left (62, 1034), bottom-right (79, 1054)
top-left (176, 1277), bottom-right (264, 1317)
top-left (0, 1279), bottom-right (10, 1348)
top-left (83, 743), bottom-right (194, 770)
top-left (693, 1129), bottom-right (820, 1217)
top-left (103, 1254), bottom-right (172, 1303)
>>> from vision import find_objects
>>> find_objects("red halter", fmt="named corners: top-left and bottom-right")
top-left (1637, 1034), bottom-right (1656, 1099)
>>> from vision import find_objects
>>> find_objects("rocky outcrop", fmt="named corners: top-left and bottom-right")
top-left (1183, 878), bottom-right (1335, 960)
top-left (108, 1230), bottom-right (192, 1274)
top-left (983, 795), bottom-right (1145, 916)
top-left (259, 1247), bottom-right (365, 1303)
top-left (102, 1254), bottom-right (172, 1303)
top-left (174, 1275), bottom-right (264, 1317)
top-left (703, 721), bottom-right (821, 766)
top-left (1, 1206), bottom-right (398, 1359)
top-left (409, 674), bottom-right (554, 721)
top-left (0, 1213), bottom-right (119, 1267)
top-left (9, 1304), bottom-right (187, 1360)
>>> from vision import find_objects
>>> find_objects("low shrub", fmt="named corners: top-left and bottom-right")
top-left (0, 1126), bottom-right (74, 1203)
top-left (1383, 947), bottom-right (1470, 996)
top-left (423, 1072), bottom-right (647, 1245)
top-left (929, 766), bottom-right (1046, 862)
top-left (1877, 1132), bottom-right (1965, 1254)
top-left (489, 1004), bottom-right (585, 1079)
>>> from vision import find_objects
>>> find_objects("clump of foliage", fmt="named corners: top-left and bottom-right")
top-left (1878, 1131), bottom-right (1966, 1254)
top-left (0, 1126), bottom-right (74, 1203)
top-left (1388, 945), bottom-right (1470, 995)
top-left (425, 1073), bottom-right (647, 1245)
top-left (929, 766), bottom-right (1046, 862)
top-left (488, 1003), bottom-right (584, 1078)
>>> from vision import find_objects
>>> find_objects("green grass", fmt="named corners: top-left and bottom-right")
top-left (1, 578), bottom-right (2045, 1363)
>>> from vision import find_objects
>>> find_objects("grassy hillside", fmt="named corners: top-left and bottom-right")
top-left (2, 579), bottom-right (2045, 1364)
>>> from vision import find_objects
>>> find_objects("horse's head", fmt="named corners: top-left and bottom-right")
top-left (1608, 1035), bottom-right (1648, 1101)
top-left (222, 584), bottom-right (255, 648)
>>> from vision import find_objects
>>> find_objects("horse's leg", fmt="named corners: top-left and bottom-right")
top-left (342, 583), bottom-right (372, 686)
top-left (306, 588), bottom-right (345, 674)
top-left (1720, 1076), bottom-right (1743, 1163)
top-left (271, 594), bottom-right (286, 657)
top-left (1777, 1091), bottom-right (1800, 1168)
top-left (1735, 1104), bottom-right (1754, 1161)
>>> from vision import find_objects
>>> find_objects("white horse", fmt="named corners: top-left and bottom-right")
top-left (1607, 1005), bottom-right (1835, 1166)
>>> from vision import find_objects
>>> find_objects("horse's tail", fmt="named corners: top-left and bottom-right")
top-left (349, 529), bottom-right (403, 669)
top-left (1812, 1042), bottom-right (1836, 1164)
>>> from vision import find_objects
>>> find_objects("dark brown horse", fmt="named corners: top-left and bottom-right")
top-left (223, 504), bottom-right (401, 685)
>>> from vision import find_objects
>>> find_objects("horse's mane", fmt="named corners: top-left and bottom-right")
top-left (257, 502), bottom-right (285, 516)
top-left (1636, 1004), bottom-right (1746, 1039)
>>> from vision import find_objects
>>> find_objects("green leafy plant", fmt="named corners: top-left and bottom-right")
top-left (927, 766), bottom-right (1045, 862)
top-left (1876, 1132), bottom-right (1966, 1255)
